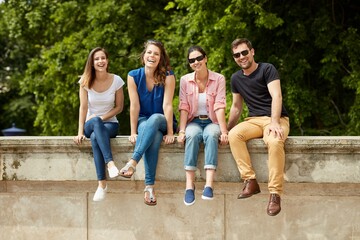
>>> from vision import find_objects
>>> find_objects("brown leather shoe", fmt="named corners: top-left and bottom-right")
top-left (267, 193), bottom-right (281, 216)
top-left (237, 179), bottom-right (261, 199)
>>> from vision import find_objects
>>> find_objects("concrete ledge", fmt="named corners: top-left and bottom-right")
top-left (1, 136), bottom-right (360, 183)
top-left (1, 136), bottom-right (360, 240)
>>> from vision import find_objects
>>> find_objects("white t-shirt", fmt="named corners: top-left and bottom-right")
top-left (84, 74), bottom-right (125, 123)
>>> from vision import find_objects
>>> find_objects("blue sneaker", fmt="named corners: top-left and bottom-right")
top-left (202, 186), bottom-right (214, 200)
top-left (184, 188), bottom-right (195, 206)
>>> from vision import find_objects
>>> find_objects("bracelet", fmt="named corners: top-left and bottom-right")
top-left (179, 130), bottom-right (185, 134)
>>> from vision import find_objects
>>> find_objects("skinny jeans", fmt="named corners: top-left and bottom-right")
top-left (132, 113), bottom-right (176, 185)
top-left (228, 116), bottom-right (290, 195)
top-left (84, 117), bottom-right (119, 180)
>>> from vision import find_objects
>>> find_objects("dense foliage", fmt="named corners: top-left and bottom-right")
top-left (0, 0), bottom-right (359, 136)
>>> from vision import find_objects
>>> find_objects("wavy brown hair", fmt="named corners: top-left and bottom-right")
top-left (80, 47), bottom-right (109, 89)
top-left (140, 40), bottom-right (171, 86)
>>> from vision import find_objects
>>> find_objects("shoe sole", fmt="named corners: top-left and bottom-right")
top-left (109, 173), bottom-right (119, 178)
top-left (119, 173), bottom-right (133, 178)
top-left (201, 195), bottom-right (214, 200)
top-left (237, 190), bottom-right (261, 199)
top-left (144, 200), bottom-right (157, 206)
top-left (184, 199), bottom-right (195, 206)
top-left (267, 208), bottom-right (281, 216)
top-left (93, 197), bottom-right (105, 202)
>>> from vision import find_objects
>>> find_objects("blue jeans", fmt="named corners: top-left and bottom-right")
top-left (132, 113), bottom-right (176, 185)
top-left (84, 117), bottom-right (119, 180)
top-left (184, 118), bottom-right (221, 171)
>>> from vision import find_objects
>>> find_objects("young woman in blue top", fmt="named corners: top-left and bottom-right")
top-left (119, 39), bottom-right (177, 206)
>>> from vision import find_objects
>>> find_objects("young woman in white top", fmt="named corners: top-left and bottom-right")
top-left (74, 47), bottom-right (125, 201)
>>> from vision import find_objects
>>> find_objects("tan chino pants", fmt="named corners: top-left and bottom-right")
top-left (228, 116), bottom-right (290, 195)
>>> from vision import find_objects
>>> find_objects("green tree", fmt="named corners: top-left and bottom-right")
top-left (1, 0), bottom-right (359, 136)
top-left (3, 0), bottom-right (176, 135)
top-left (158, 0), bottom-right (360, 135)
top-left (0, 1), bottom-right (39, 134)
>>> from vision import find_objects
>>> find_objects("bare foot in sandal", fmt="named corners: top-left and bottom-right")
top-left (119, 160), bottom-right (137, 178)
top-left (144, 185), bottom-right (157, 206)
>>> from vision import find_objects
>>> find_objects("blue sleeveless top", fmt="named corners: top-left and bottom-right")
top-left (129, 67), bottom-right (176, 120)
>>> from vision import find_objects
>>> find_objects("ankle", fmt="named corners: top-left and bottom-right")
top-left (107, 161), bottom-right (115, 168)
top-left (98, 181), bottom-right (107, 189)
top-left (186, 182), bottom-right (195, 190)
top-left (129, 159), bottom-right (137, 166)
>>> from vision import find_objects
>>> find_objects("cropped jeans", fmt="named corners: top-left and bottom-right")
top-left (84, 117), bottom-right (119, 181)
top-left (184, 118), bottom-right (221, 171)
top-left (132, 113), bottom-right (176, 186)
top-left (228, 116), bottom-right (290, 195)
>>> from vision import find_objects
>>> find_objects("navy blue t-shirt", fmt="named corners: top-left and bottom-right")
top-left (230, 63), bottom-right (288, 117)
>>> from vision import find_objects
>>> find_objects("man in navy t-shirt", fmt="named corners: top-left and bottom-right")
top-left (227, 38), bottom-right (290, 216)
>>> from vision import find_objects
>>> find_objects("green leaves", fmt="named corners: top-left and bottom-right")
top-left (0, 0), bottom-right (359, 135)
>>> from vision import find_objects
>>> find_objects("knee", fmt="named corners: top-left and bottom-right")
top-left (149, 113), bottom-right (164, 122)
top-left (186, 131), bottom-right (202, 141)
top-left (203, 132), bottom-right (219, 142)
top-left (228, 129), bottom-right (245, 144)
top-left (91, 116), bottom-right (103, 126)
top-left (93, 116), bottom-right (102, 122)
top-left (265, 137), bottom-right (284, 148)
top-left (147, 114), bottom-right (165, 127)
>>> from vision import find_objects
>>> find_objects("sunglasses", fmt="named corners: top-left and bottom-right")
top-left (232, 50), bottom-right (250, 58)
top-left (188, 55), bottom-right (205, 64)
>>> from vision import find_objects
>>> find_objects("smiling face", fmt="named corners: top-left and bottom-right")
top-left (188, 50), bottom-right (207, 72)
top-left (143, 44), bottom-right (161, 69)
top-left (93, 50), bottom-right (108, 72)
top-left (232, 43), bottom-right (254, 70)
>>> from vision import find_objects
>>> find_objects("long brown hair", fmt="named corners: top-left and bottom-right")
top-left (80, 47), bottom-right (109, 89)
top-left (140, 40), bottom-right (171, 86)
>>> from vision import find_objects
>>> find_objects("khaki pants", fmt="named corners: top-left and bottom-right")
top-left (228, 116), bottom-right (290, 195)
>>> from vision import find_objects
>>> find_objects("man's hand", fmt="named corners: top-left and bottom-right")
top-left (267, 122), bottom-right (284, 139)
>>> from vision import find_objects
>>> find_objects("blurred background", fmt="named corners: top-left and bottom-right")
top-left (0, 0), bottom-right (359, 136)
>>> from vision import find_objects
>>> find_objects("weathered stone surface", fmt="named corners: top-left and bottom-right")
top-left (0, 192), bottom-right (87, 240)
top-left (0, 181), bottom-right (359, 240)
top-left (0, 136), bottom-right (359, 183)
top-left (225, 195), bottom-right (360, 240)
top-left (0, 136), bottom-right (359, 239)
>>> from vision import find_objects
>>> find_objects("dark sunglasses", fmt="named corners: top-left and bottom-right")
top-left (232, 50), bottom-right (250, 58)
top-left (188, 55), bottom-right (205, 64)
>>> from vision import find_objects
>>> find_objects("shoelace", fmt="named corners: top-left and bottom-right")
top-left (270, 194), bottom-right (280, 203)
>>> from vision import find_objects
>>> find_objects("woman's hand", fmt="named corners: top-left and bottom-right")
top-left (177, 132), bottom-right (186, 145)
top-left (219, 132), bottom-right (229, 145)
top-left (73, 135), bottom-right (85, 145)
top-left (128, 134), bottom-right (138, 144)
top-left (163, 134), bottom-right (175, 144)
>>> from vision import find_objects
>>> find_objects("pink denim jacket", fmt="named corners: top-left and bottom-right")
top-left (178, 70), bottom-right (226, 124)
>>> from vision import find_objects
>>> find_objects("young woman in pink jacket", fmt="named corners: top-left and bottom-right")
top-left (177, 46), bottom-right (228, 206)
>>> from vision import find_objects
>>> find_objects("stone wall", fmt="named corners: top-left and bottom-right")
top-left (1, 136), bottom-right (359, 183)
top-left (0, 136), bottom-right (360, 240)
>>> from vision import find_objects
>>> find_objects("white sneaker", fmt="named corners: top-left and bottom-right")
top-left (93, 185), bottom-right (107, 202)
top-left (108, 166), bottom-right (119, 178)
